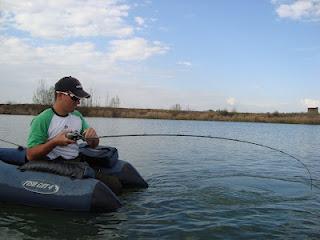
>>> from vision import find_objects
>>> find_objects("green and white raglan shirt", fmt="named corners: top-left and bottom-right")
top-left (27, 108), bottom-right (89, 160)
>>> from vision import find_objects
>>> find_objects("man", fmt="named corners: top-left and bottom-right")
top-left (26, 76), bottom-right (99, 161)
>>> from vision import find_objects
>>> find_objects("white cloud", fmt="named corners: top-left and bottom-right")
top-left (0, 35), bottom-right (225, 110)
top-left (301, 98), bottom-right (320, 107)
top-left (109, 37), bottom-right (169, 61)
top-left (0, 36), bottom-right (123, 103)
top-left (0, 36), bottom-right (169, 68)
top-left (273, 0), bottom-right (320, 21)
top-left (226, 97), bottom-right (236, 106)
top-left (0, 34), bottom-right (303, 113)
top-left (0, 36), bottom-right (103, 66)
top-left (0, 36), bottom-right (170, 100)
top-left (0, 0), bottom-right (133, 39)
top-left (177, 61), bottom-right (192, 67)
top-left (135, 16), bottom-right (145, 26)
top-left (0, 0), bottom-right (174, 106)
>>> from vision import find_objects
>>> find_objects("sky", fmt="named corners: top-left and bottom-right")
top-left (0, 0), bottom-right (319, 113)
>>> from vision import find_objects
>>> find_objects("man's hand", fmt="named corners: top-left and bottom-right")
top-left (83, 128), bottom-right (99, 148)
top-left (52, 131), bottom-right (76, 146)
top-left (26, 131), bottom-right (75, 161)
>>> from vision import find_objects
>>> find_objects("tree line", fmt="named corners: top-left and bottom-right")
top-left (32, 80), bottom-right (207, 112)
top-left (33, 80), bottom-right (120, 108)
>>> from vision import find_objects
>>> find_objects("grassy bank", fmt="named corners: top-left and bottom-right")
top-left (0, 104), bottom-right (319, 125)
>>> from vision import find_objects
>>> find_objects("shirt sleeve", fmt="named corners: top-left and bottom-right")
top-left (73, 110), bottom-right (90, 134)
top-left (27, 109), bottom-right (52, 148)
top-left (80, 115), bottom-right (89, 133)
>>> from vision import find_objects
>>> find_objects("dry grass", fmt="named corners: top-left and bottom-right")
top-left (1, 104), bottom-right (320, 125)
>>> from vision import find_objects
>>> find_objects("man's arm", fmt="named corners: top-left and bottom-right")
top-left (26, 132), bottom-right (75, 161)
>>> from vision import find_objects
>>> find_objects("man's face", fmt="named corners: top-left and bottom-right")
top-left (58, 91), bottom-right (80, 113)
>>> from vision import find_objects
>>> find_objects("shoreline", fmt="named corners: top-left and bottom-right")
top-left (0, 103), bottom-right (320, 125)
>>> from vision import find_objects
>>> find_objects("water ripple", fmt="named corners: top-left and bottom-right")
top-left (1, 116), bottom-right (320, 239)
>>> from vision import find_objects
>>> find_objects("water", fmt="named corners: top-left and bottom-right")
top-left (0, 114), bottom-right (319, 239)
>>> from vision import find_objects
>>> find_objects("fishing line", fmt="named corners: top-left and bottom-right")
top-left (0, 133), bottom-right (314, 189)
top-left (0, 138), bottom-right (24, 149)
top-left (86, 133), bottom-right (313, 190)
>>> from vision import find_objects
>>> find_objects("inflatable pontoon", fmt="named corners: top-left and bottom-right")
top-left (0, 144), bottom-right (148, 212)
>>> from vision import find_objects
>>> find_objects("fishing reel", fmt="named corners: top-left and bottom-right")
top-left (66, 131), bottom-right (85, 141)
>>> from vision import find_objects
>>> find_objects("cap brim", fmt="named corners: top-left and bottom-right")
top-left (72, 89), bottom-right (91, 98)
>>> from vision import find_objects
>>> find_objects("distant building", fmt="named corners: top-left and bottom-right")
top-left (308, 107), bottom-right (318, 114)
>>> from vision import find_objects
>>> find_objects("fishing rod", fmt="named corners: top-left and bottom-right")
top-left (0, 133), bottom-right (313, 189)
top-left (0, 138), bottom-right (24, 150)
top-left (84, 133), bottom-right (313, 190)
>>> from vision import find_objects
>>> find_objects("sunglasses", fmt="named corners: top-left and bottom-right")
top-left (56, 91), bottom-right (80, 102)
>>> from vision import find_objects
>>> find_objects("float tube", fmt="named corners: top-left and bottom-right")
top-left (0, 144), bottom-right (148, 212)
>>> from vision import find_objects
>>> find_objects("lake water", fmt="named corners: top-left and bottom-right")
top-left (0, 114), bottom-right (319, 239)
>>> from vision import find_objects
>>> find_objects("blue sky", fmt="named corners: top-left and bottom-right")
top-left (0, 0), bottom-right (319, 112)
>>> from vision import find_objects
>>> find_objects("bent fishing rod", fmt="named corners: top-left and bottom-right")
top-left (85, 133), bottom-right (313, 189)
top-left (0, 133), bottom-right (313, 189)
top-left (0, 138), bottom-right (24, 149)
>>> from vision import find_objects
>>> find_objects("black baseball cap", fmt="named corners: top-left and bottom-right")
top-left (55, 76), bottom-right (90, 98)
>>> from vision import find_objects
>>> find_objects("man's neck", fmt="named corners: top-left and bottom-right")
top-left (52, 103), bottom-right (69, 117)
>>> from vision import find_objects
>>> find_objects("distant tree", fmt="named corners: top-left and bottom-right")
top-left (105, 93), bottom-right (110, 107)
top-left (171, 104), bottom-right (181, 111)
top-left (94, 95), bottom-right (101, 107)
top-left (272, 111), bottom-right (280, 117)
top-left (80, 88), bottom-right (94, 107)
top-left (5, 101), bottom-right (16, 104)
top-left (216, 109), bottom-right (229, 116)
top-left (185, 105), bottom-right (192, 111)
top-left (32, 80), bottom-right (55, 105)
top-left (109, 95), bottom-right (120, 108)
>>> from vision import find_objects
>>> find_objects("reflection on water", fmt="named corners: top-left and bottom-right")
top-left (0, 115), bottom-right (320, 239)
